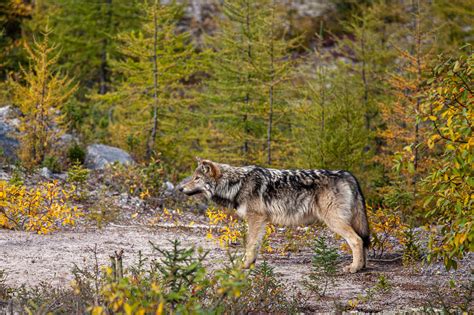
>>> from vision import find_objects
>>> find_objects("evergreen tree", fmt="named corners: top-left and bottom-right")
top-left (205, 0), bottom-right (296, 166)
top-left (98, 0), bottom-right (199, 171)
top-left (26, 0), bottom-right (142, 94)
top-left (9, 24), bottom-right (77, 169)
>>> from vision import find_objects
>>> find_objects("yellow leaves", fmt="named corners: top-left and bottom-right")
top-left (206, 207), bottom-right (243, 248)
top-left (454, 233), bottom-right (467, 247)
top-left (155, 301), bottom-right (164, 315)
top-left (139, 189), bottom-right (150, 200)
top-left (0, 180), bottom-right (81, 234)
top-left (149, 207), bottom-right (182, 226)
top-left (91, 306), bottom-right (104, 315)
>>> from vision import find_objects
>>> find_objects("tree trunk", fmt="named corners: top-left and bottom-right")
top-left (243, 0), bottom-right (252, 160)
top-left (147, 0), bottom-right (160, 161)
top-left (99, 0), bottom-right (112, 95)
top-left (267, 1), bottom-right (275, 166)
top-left (413, 0), bottom-right (422, 202)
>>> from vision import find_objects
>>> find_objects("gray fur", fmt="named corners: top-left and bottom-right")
top-left (178, 159), bottom-right (370, 273)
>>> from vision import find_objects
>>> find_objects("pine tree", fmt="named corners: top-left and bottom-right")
top-left (9, 24), bottom-right (77, 169)
top-left (98, 0), bottom-right (199, 169)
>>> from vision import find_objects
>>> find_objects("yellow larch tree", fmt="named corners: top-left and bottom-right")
top-left (10, 24), bottom-right (77, 169)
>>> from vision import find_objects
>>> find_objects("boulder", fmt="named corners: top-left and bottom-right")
top-left (85, 144), bottom-right (134, 170)
top-left (163, 181), bottom-right (175, 192)
top-left (0, 106), bottom-right (20, 162)
top-left (39, 167), bottom-right (53, 179)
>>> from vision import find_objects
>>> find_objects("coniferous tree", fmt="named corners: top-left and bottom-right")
top-left (380, 1), bottom-right (436, 214)
top-left (98, 0), bottom-right (199, 170)
top-left (9, 25), bottom-right (77, 169)
top-left (26, 0), bottom-right (142, 94)
top-left (206, 0), bottom-right (296, 166)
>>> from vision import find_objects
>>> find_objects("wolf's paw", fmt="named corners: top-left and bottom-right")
top-left (343, 264), bottom-right (361, 273)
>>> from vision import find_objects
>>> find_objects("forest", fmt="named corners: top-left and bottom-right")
top-left (0, 0), bottom-right (472, 313)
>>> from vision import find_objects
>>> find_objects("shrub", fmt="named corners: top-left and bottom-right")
top-left (401, 228), bottom-right (423, 266)
top-left (368, 205), bottom-right (407, 258)
top-left (234, 261), bottom-right (301, 313)
top-left (103, 158), bottom-right (163, 200)
top-left (86, 187), bottom-right (121, 228)
top-left (67, 143), bottom-right (86, 164)
top-left (421, 51), bottom-right (473, 270)
top-left (42, 155), bottom-right (62, 173)
top-left (0, 180), bottom-right (81, 234)
top-left (0, 269), bottom-right (11, 301)
top-left (67, 161), bottom-right (90, 199)
top-left (206, 207), bottom-right (244, 247)
top-left (304, 237), bottom-right (339, 297)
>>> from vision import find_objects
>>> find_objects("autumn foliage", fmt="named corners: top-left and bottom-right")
top-left (0, 180), bottom-right (81, 234)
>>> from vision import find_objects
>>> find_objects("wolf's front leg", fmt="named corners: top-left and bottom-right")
top-left (242, 213), bottom-right (268, 269)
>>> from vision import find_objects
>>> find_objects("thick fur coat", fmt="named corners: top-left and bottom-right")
top-left (178, 158), bottom-right (370, 273)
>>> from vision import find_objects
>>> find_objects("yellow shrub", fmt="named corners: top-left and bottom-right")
top-left (367, 205), bottom-right (408, 258)
top-left (0, 180), bottom-right (81, 234)
top-left (149, 208), bottom-right (183, 227)
top-left (206, 207), bottom-right (243, 247)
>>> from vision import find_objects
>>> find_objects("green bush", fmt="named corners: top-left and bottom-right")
top-left (304, 237), bottom-right (340, 297)
top-left (42, 155), bottom-right (61, 173)
top-left (67, 143), bottom-right (86, 164)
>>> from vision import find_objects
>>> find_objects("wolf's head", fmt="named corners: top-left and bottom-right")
top-left (178, 158), bottom-right (221, 199)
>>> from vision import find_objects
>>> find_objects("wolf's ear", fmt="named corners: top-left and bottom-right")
top-left (201, 160), bottom-right (221, 179)
top-left (195, 156), bottom-right (202, 164)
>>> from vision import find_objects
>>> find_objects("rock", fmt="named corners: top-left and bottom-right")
top-left (85, 144), bottom-right (134, 170)
top-left (163, 181), bottom-right (174, 192)
top-left (40, 167), bottom-right (53, 179)
top-left (0, 106), bottom-right (20, 162)
top-left (0, 170), bottom-right (10, 180)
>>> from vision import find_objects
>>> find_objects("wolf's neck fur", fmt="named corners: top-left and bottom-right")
top-left (212, 163), bottom-right (250, 207)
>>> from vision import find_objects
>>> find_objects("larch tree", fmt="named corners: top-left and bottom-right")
top-left (10, 25), bottom-right (77, 169)
top-left (205, 0), bottom-right (296, 166)
top-left (27, 0), bottom-right (143, 94)
top-left (98, 0), bottom-right (199, 170)
top-left (334, 1), bottom-right (401, 195)
top-left (381, 0), bottom-right (436, 215)
top-left (22, 0), bottom-right (143, 137)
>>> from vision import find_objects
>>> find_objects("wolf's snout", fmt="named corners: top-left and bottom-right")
top-left (178, 185), bottom-right (184, 192)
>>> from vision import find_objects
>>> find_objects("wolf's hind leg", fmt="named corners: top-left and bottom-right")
top-left (324, 218), bottom-right (365, 273)
top-left (242, 213), bottom-right (267, 269)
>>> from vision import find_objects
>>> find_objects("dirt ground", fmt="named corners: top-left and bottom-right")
top-left (1, 223), bottom-right (472, 313)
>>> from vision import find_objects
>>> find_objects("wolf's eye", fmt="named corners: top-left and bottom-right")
top-left (195, 176), bottom-right (201, 180)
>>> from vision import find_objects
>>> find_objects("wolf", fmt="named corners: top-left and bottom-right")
top-left (178, 158), bottom-right (370, 273)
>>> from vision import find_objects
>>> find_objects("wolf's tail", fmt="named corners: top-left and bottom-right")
top-left (348, 174), bottom-right (370, 249)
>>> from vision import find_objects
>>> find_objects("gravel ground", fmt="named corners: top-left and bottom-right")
top-left (1, 223), bottom-right (472, 313)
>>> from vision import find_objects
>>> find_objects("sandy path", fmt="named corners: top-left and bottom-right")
top-left (0, 225), bottom-right (471, 312)
top-left (0, 225), bottom-right (222, 287)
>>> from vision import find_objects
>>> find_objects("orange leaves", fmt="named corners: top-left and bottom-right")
top-left (0, 180), bottom-right (82, 234)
